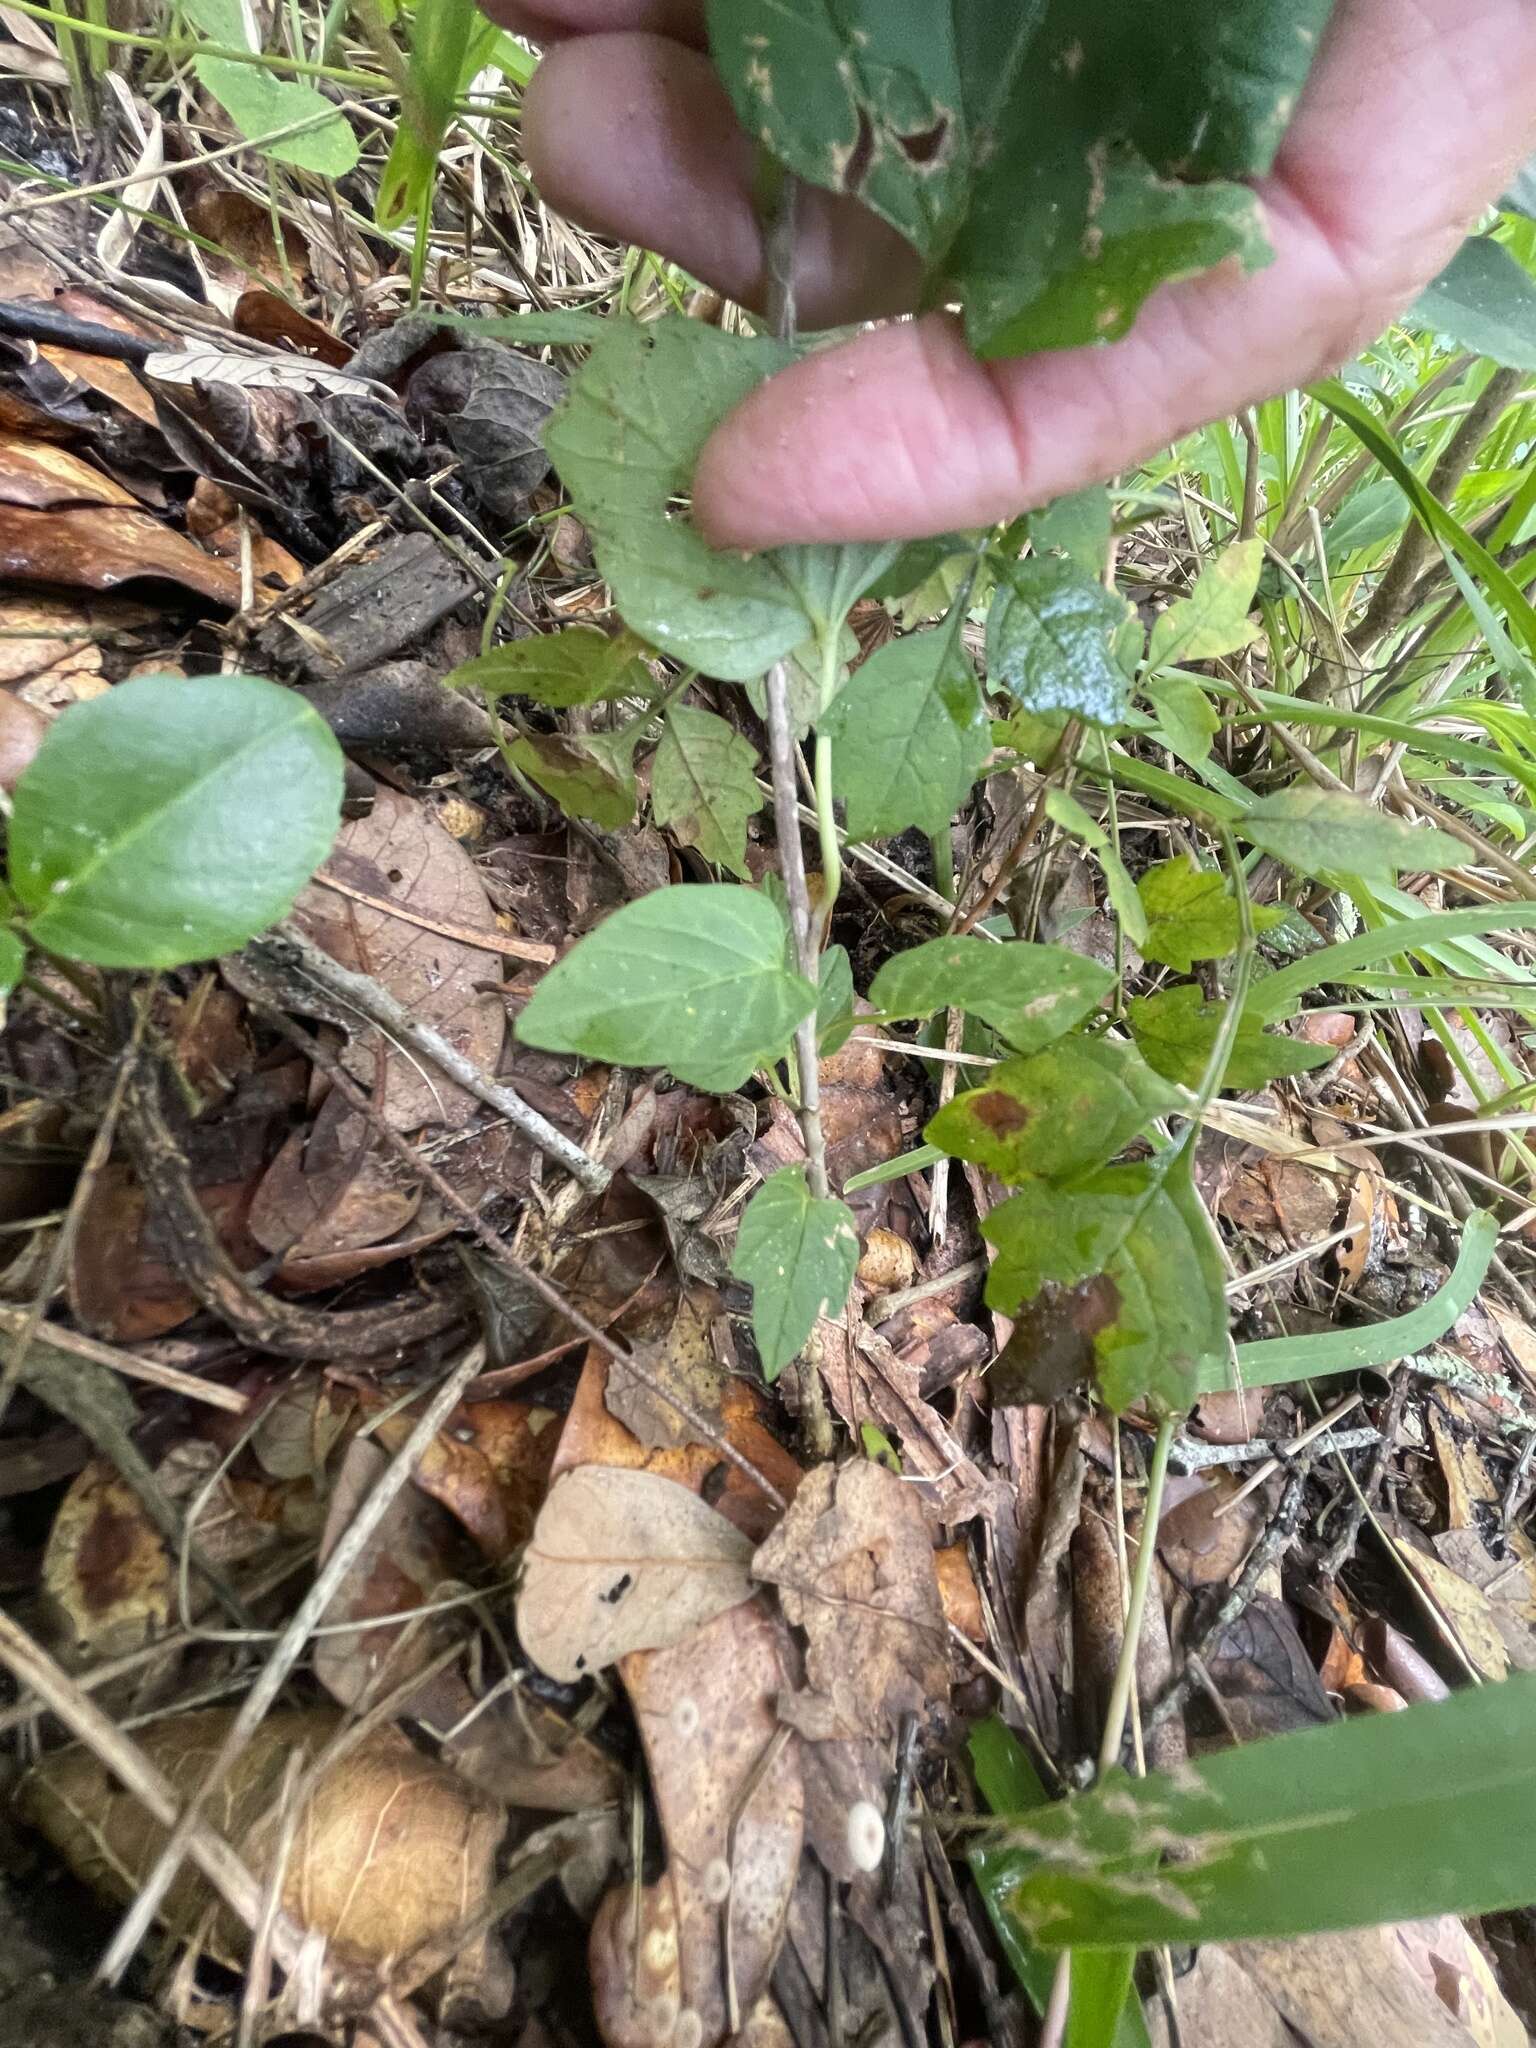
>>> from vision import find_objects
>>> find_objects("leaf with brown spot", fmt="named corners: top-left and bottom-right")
top-left (927, 1034), bottom-right (1183, 1182)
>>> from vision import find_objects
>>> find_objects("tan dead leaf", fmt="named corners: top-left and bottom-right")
top-left (182, 190), bottom-right (314, 305)
top-left (41, 1460), bottom-right (174, 1659)
top-left (0, 690), bottom-right (47, 790)
top-left (36, 344), bottom-right (159, 425)
top-left (0, 503), bottom-right (241, 607)
top-left (1392, 1538), bottom-right (1510, 1680)
top-left (144, 346), bottom-right (387, 403)
top-left (19, 1706), bottom-right (503, 1969)
top-left (0, 594), bottom-right (109, 689)
top-left (934, 1540), bottom-right (984, 1642)
top-left (604, 1286), bottom-right (728, 1451)
top-left (292, 787), bottom-right (506, 1131)
top-left (1158, 1471), bottom-right (1269, 1590)
top-left (1489, 1301), bottom-right (1536, 1383)
top-left (751, 1459), bottom-right (949, 1742)
top-left (249, 1090), bottom-right (423, 1267)
top-left (1338, 1169), bottom-right (1388, 1287)
top-left (0, 435), bottom-right (138, 511)
top-left (856, 1225), bottom-right (918, 1295)
top-left (517, 1465), bottom-right (756, 1683)
top-left (1435, 1526), bottom-right (1536, 1673)
top-left (590, 1602), bottom-right (804, 2048)
top-left (371, 1392), bottom-right (559, 1561)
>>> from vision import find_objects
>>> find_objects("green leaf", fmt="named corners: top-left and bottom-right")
top-left (1143, 671), bottom-right (1220, 764)
top-left (870, 936), bottom-right (1113, 1054)
top-left (987, 559), bottom-right (1133, 727)
top-left (926, 1037), bottom-right (1183, 1183)
top-left (0, 931), bottom-right (24, 996)
top-left (516, 885), bottom-right (815, 1092)
top-left (1127, 984), bottom-right (1331, 1091)
top-left (982, 1152), bottom-right (1227, 1413)
top-left (1225, 1211), bottom-right (1498, 1393)
top-left (1043, 789), bottom-right (1149, 949)
top-left (731, 1167), bottom-right (860, 1381)
top-left (507, 729), bottom-right (638, 830)
top-left (1410, 236), bottom-right (1536, 371)
top-left (1136, 857), bottom-right (1241, 972)
top-left (375, 0), bottom-right (493, 226)
top-left (706, 0), bottom-right (1329, 356)
top-left (843, 1142), bottom-right (944, 1195)
top-left (1250, 902), bottom-right (1536, 1024)
top-left (10, 672), bottom-right (342, 969)
top-left (446, 628), bottom-right (652, 709)
top-left (988, 1671), bottom-right (1536, 1950)
top-left (1030, 487), bottom-right (1113, 577)
top-left (543, 318), bottom-right (891, 679)
top-left (1242, 787), bottom-right (1462, 888)
top-left (1146, 540), bottom-right (1263, 670)
top-left (195, 57), bottom-right (360, 173)
top-left (817, 944), bottom-right (856, 1056)
top-left (651, 706), bottom-right (762, 877)
top-left (823, 623), bottom-right (989, 841)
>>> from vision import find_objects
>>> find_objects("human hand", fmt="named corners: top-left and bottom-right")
top-left (485, 0), bottom-right (1536, 548)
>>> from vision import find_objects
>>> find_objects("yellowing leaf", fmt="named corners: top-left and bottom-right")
top-left (926, 1036), bottom-right (1183, 1182)
top-left (1147, 539), bottom-right (1265, 669)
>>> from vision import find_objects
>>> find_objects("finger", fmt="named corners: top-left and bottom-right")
top-left (479, 0), bottom-right (704, 46)
top-left (692, 0), bottom-right (1536, 546)
top-left (520, 33), bottom-right (919, 323)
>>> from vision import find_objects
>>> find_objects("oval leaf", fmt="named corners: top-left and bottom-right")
top-left (870, 934), bottom-right (1113, 1054)
top-left (10, 671), bottom-right (343, 968)
top-left (987, 557), bottom-right (1134, 726)
top-left (926, 1037), bottom-right (1184, 1183)
top-left (516, 884), bottom-right (816, 1091)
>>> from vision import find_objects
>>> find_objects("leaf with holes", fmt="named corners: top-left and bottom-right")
top-left (10, 672), bottom-right (342, 969)
top-left (987, 558), bottom-right (1134, 726)
top-left (543, 318), bottom-right (892, 678)
top-left (516, 884), bottom-right (815, 1092)
top-left (983, 1151), bottom-right (1227, 1413)
top-left (927, 1037), bottom-right (1184, 1184)
top-left (1147, 539), bottom-right (1264, 670)
top-left (706, 1), bottom-right (1331, 354)
top-left (731, 1167), bottom-right (860, 1381)
top-left (651, 705), bottom-right (763, 877)
top-left (446, 627), bottom-right (653, 709)
top-left (823, 613), bottom-right (990, 840)
top-left (870, 935), bottom-right (1113, 1054)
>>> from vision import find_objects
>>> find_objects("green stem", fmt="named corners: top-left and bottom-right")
top-left (1096, 1413), bottom-right (1176, 1778)
top-left (929, 827), bottom-right (956, 904)
top-left (811, 732), bottom-right (840, 948)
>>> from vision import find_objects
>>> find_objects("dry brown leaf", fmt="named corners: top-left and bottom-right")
top-left (0, 434), bottom-right (139, 510)
top-left (590, 1602), bottom-right (804, 2048)
top-left (19, 1707), bottom-right (504, 1970)
top-left (370, 1392), bottom-right (559, 1562)
top-left (292, 787), bottom-right (506, 1131)
top-left (603, 1286), bottom-right (728, 1451)
top-left (1392, 1538), bottom-right (1510, 1681)
top-left (35, 343), bottom-right (159, 424)
top-left (0, 690), bottom-right (47, 790)
top-left (1158, 1471), bottom-right (1269, 1590)
top-left (517, 1465), bottom-right (756, 1683)
top-left (0, 503), bottom-right (241, 606)
top-left (751, 1459), bottom-right (949, 1743)
top-left (0, 594), bottom-right (109, 689)
top-left (1434, 1526), bottom-right (1536, 1673)
top-left (41, 1460), bottom-right (174, 1660)
top-left (233, 287), bottom-right (352, 366)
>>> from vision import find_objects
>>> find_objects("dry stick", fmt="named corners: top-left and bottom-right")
top-left (255, 926), bottom-right (609, 1195)
top-left (311, 871), bottom-right (555, 965)
top-left (96, 1340), bottom-right (490, 1985)
top-left (254, 1005), bottom-right (787, 1512)
top-left (0, 1611), bottom-right (354, 1998)
top-left (0, 1303), bottom-right (248, 1414)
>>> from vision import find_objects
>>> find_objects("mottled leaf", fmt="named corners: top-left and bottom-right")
top-left (870, 934), bottom-right (1113, 1053)
top-left (926, 1036), bottom-right (1184, 1182)
top-left (507, 728), bottom-right (638, 830)
top-left (1147, 540), bottom-right (1264, 670)
top-left (517, 885), bottom-right (815, 1092)
top-left (1242, 788), bottom-right (1462, 887)
top-left (446, 627), bottom-right (652, 709)
top-left (731, 1167), bottom-right (860, 1381)
top-left (1137, 857), bottom-right (1241, 972)
top-left (987, 557), bottom-right (1133, 726)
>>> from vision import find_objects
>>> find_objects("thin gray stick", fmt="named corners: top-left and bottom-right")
top-left (256, 926), bottom-right (610, 1196)
top-left (97, 1343), bottom-right (489, 1984)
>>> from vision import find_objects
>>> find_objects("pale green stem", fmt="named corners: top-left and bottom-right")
top-left (1096, 1413), bottom-right (1176, 1779)
top-left (811, 731), bottom-right (840, 949)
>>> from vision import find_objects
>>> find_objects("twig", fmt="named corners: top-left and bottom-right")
top-left (0, 1303), bottom-right (248, 1413)
top-left (96, 1342), bottom-right (491, 1984)
top-left (257, 926), bottom-right (609, 1196)
top-left (311, 871), bottom-right (555, 964)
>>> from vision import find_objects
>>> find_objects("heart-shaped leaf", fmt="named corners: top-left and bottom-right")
top-left (926, 1036), bottom-right (1184, 1183)
top-left (870, 935), bottom-right (1113, 1053)
top-left (731, 1167), bottom-right (860, 1381)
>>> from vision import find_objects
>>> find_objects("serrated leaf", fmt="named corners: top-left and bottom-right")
top-left (192, 52), bottom-right (359, 175)
top-left (650, 705), bottom-right (762, 877)
top-left (11, 672), bottom-right (343, 969)
top-left (926, 1037), bottom-right (1183, 1183)
top-left (987, 558), bottom-right (1132, 727)
top-left (1411, 236), bottom-right (1536, 371)
top-left (446, 628), bottom-right (652, 709)
top-left (823, 626), bottom-right (989, 841)
top-left (1136, 857), bottom-right (1241, 972)
top-left (731, 1168), bottom-right (860, 1381)
top-left (542, 317), bottom-right (891, 679)
top-left (983, 1152), bottom-right (1227, 1413)
top-left (1146, 539), bottom-right (1264, 669)
top-left (985, 1672), bottom-right (1536, 1950)
top-left (1242, 787), bottom-right (1463, 888)
top-left (870, 935), bottom-right (1113, 1054)
top-left (707, 0), bottom-right (1329, 356)
top-left (507, 729), bottom-right (637, 830)
top-left (1127, 984), bottom-right (1331, 1091)
top-left (516, 884), bottom-right (815, 1092)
